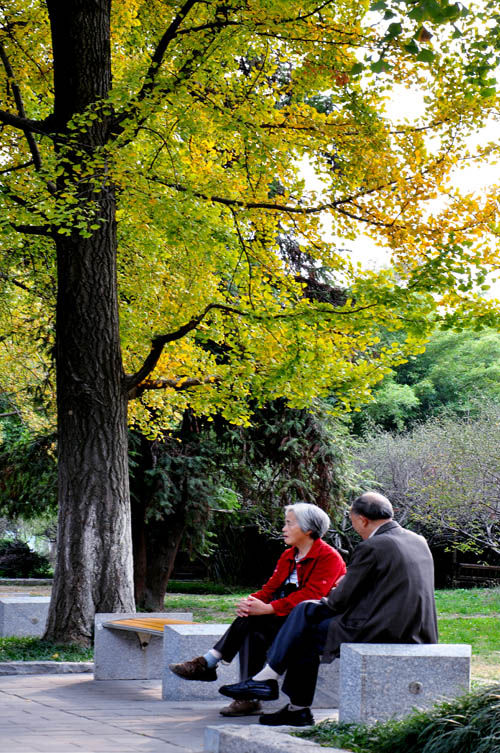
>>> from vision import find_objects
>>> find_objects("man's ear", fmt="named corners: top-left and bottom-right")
top-left (358, 515), bottom-right (370, 529)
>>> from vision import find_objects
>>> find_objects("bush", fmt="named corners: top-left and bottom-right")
top-left (0, 539), bottom-right (52, 578)
top-left (299, 684), bottom-right (500, 753)
top-left (353, 406), bottom-right (500, 560)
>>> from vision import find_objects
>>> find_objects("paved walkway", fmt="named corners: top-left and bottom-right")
top-left (0, 673), bottom-right (337, 753)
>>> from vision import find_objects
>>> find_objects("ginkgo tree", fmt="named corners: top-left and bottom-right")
top-left (0, 0), bottom-right (499, 644)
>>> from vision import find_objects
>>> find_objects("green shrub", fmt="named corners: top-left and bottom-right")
top-left (0, 539), bottom-right (52, 578)
top-left (299, 685), bottom-right (500, 753)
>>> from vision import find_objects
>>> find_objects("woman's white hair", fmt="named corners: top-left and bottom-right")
top-left (285, 502), bottom-right (330, 540)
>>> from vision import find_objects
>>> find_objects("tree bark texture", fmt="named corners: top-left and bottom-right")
top-left (44, 0), bottom-right (135, 644)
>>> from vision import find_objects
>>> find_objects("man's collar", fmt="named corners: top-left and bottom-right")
top-left (372, 520), bottom-right (399, 536)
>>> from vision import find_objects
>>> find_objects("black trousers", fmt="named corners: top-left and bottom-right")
top-left (266, 600), bottom-right (334, 707)
top-left (213, 615), bottom-right (287, 681)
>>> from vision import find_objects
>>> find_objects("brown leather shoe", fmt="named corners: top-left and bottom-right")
top-left (220, 699), bottom-right (262, 716)
top-left (169, 656), bottom-right (217, 681)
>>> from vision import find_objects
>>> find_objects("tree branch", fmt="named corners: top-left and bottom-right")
top-left (10, 224), bottom-right (52, 236)
top-left (124, 303), bottom-right (240, 391)
top-left (0, 40), bottom-right (42, 170)
top-left (136, 0), bottom-right (202, 104)
top-left (128, 374), bottom-right (221, 400)
top-left (125, 290), bottom-right (379, 396)
top-left (0, 107), bottom-right (46, 134)
top-left (0, 271), bottom-right (31, 292)
top-left (0, 160), bottom-right (34, 175)
top-left (150, 177), bottom-right (398, 226)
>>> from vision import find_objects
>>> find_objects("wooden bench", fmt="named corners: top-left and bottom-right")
top-left (94, 612), bottom-right (193, 680)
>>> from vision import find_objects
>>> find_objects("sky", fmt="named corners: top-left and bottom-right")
top-left (310, 85), bottom-right (500, 295)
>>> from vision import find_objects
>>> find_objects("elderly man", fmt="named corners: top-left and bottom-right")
top-left (219, 491), bottom-right (438, 727)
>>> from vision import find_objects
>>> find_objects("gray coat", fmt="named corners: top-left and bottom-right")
top-left (321, 520), bottom-right (438, 662)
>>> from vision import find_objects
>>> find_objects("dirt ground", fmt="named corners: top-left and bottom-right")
top-left (471, 656), bottom-right (500, 683)
top-left (0, 583), bottom-right (52, 597)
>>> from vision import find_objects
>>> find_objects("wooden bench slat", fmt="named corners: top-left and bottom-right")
top-left (103, 617), bottom-right (194, 635)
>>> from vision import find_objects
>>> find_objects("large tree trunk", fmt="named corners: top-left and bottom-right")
top-left (130, 434), bottom-right (188, 611)
top-left (136, 512), bottom-right (187, 611)
top-left (44, 0), bottom-right (135, 645)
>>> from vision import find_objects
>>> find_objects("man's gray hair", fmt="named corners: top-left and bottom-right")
top-left (351, 491), bottom-right (393, 520)
top-left (285, 502), bottom-right (331, 540)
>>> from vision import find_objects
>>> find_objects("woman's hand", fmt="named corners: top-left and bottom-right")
top-left (236, 596), bottom-right (275, 617)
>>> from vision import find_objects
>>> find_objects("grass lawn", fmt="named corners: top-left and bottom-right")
top-left (434, 588), bottom-right (500, 683)
top-left (0, 585), bottom-right (498, 676)
top-left (0, 636), bottom-right (93, 662)
top-left (435, 587), bottom-right (500, 615)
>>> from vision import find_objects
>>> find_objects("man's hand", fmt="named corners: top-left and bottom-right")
top-left (236, 596), bottom-right (275, 617)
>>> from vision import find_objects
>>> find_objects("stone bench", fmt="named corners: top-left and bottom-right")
top-left (162, 623), bottom-right (240, 701)
top-left (162, 622), bottom-right (339, 707)
top-left (95, 613), bottom-right (340, 706)
top-left (339, 643), bottom-right (471, 723)
top-left (94, 612), bottom-right (193, 680)
top-left (0, 596), bottom-right (50, 637)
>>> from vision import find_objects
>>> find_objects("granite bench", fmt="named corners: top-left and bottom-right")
top-left (0, 596), bottom-right (50, 637)
top-left (95, 613), bottom-right (340, 706)
top-left (162, 623), bottom-right (240, 700)
top-left (161, 622), bottom-right (339, 707)
top-left (339, 643), bottom-right (471, 723)
top-left (94, 612), bottom-right (193, 680)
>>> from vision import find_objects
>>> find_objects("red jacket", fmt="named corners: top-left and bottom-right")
top-left (251, 537), bottom-right (346, 617)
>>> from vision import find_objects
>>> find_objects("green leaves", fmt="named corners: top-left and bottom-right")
top-left (369, 0), bottom-right (467, 26)
top-left (0, 0), bottom-right (499, 434)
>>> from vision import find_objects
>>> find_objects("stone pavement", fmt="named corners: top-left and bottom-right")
top-left (0, 673), bottom-right (338, 753)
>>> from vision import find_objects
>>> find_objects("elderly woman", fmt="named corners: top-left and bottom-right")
top-left (169, 502), bottom-right (346, 716)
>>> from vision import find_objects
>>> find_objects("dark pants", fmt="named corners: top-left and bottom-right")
top-left (266, 600), bottom-right (334, 707)
top-left (213, 615), bottom-right (287, 681)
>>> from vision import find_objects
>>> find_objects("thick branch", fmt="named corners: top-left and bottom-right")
top-left (0, 40), bottom-right (42, 170)
top-left (124, 303), bottom-right (240, 391)
top-left (136, 0), bottom-right (201, 104)
top-left (0, 107), bottom-right (45, 134)
top-left (128, 375), bottom-right (221, 400)
top-left (125, 291), bottom-right (379, 396)
top-left (11, 224), bottom-right (52, 236)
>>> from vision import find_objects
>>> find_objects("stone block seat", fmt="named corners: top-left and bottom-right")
top-left (0, 596), bottom-right (50, 637)
top-left (161, 623), bottom-right (339, 706)
top-left (94, 612), bottom-right (193, 680)
top-left (339, 643), bottom-right (471, 723)
top-left (162, 623), bottom-right (240, 701)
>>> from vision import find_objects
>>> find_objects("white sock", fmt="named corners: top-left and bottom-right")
top-left (289, 703), bottom-right (307, 711)
top-left (252, 664), bottom-right (280, 681)
top-left (203, 649), bottom-right (222, 668)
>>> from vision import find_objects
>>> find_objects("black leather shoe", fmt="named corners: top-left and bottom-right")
top-left (219, 678), bottom-right (279, 701)
top-left (259, 704), bottom-right (314, 727)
